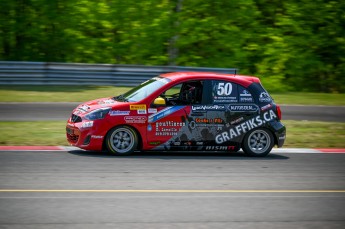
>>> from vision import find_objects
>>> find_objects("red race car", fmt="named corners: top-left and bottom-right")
top-left (66, 72), bottom-right (286, 157)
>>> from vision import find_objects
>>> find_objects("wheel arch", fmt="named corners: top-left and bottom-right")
top-left (240, 126), bottom-right (278, 147)
top-left (266, 125), bottom-right (279, 147)
top-left (241, 126), bottom-right (275, 157)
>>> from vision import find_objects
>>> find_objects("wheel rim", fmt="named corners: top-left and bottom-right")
top-left (247, 129), bottom-right (271, 154)
top-left (109, 128), bottom-right (135, 153)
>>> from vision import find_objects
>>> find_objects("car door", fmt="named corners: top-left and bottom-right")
top-left (186, 80), bottom-right (233, 150)
top-left (146, 80), bottom-right (207, 150)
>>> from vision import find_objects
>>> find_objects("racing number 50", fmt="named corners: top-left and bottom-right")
top-left (217, 82), bottom-right (232, 96)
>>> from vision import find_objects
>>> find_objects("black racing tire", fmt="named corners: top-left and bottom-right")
top-left (106, 126), bottom-right (138, 156)
top-left (242, 128), bottom-right (274, 157)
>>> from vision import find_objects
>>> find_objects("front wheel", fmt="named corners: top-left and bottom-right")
top-left (242, 128), bottom-right (274, 157)
top-left (106, 126), bottom-right (138, 156)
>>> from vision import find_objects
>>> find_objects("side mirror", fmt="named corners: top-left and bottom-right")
top-left (153, 97), bottom-right (166, 106)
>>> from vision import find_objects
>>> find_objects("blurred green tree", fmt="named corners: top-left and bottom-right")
top-left (0, 0), bottom-right (344, 92)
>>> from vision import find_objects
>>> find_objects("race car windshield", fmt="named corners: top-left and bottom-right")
top-left (116, 77), bottom-right (171, 102)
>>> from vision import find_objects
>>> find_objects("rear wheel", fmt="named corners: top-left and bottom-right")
top-left (242, 128), bottom-right (274, 157)
top-left (106, 126), bottom-right (138, 155)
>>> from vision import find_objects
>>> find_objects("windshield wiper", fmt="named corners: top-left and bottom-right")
top-left (113, 94), bottom-right (128, 102)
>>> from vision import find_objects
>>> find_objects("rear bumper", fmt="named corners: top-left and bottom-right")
top-left (270, 121), bottom-right (286, 148)
top-left (276, 130), bottom-right (286, 148)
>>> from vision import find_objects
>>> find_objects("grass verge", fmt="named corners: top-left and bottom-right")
top-left (0, 120), bottom-right (344, 148)
top-left (272, 92), bottom-right (345, 106)
top-left (0, 85), bottom-right (344, 105)
top-left (0, 121), bottom-right (68, 146)
top-left (0, 86), bottom-right (128, 103)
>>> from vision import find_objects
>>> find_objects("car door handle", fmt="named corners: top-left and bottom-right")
top-left (191, 113), bottom-right (204, 116)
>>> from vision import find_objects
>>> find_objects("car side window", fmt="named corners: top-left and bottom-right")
top-left (157, 80), bottom-right (204, 106)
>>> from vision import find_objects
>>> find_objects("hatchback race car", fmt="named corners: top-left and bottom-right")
top-left (66, 72), bottom-right (286, 157)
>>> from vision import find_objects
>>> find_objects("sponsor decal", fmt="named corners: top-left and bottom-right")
top-left (124, 116), bottom-right (147, 123)
top-left (192, 105), bottom-right (226, 112)
top-left (109, 110), bottom-right (130, 116)
top-left (214, 96), bottom-right (238, 103)
top-left (156, 121), bottom-right (186, 127)
top-left (261, 104), bottom-right (272, 111)
top-left (91, 135), bottom-right (103, 139)
top-left (155, 131), bottom-right (178, 136)
top-left (230, 117), bottom-right (244, 125)
top-left (148, 108), bottom-right (157, 114)
top-left (240, 89), bottom-right (251, 97)
top-left (73, 110), bottom-right (83, 115)
top-left (148, 106), bottom-right (185, 123)
top-left (173, 142), bottom-right (181, 146)
top-left (189, 121), bottom-right (224, 130)
top-left (183, 141), bottom-right (192, 146)
top-left (259, 92), bottom-right (272, 103)
top-left (81, 121), bottom-right (93, 128)
top-left (149, 141), bottom-right (161, 145)
top-left (137, 109), bottom-right (147, 114)
top-left (78, 105), bottom-right (90, 112)
top-left (130, 104), bottom-right (147, 110)
top-left (196, 142), bottom-right (204, 146)
top-left (195, 118), bottom-right (223, 124)
top-left (98, 99), bottom-right (115, 105)
top-left (216, 82), bottom-right (233, 96)
top-left (155, 121), bottom-right (185, 136)
top-left (228, 104), bottom-right (258, 112)
top-left (204, 146), bottom-right (236, 151)
top-left (279, 135), bottom-right (286, 140)
top-left (239, 89), bottom-right (253, 102)
top-left (215, 110), bottom-right (277, 144)
top-left (152, 77), bottom-right (171, 84)
top-left (213, 82), bottom-right (238, 103)
top-left (240, 97), bottom-right (253, 102)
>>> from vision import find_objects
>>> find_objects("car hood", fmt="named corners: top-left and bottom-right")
top-left (73, 97), bottom-right (120, 115)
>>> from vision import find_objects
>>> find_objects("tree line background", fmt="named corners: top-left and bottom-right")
top-left (0, 0), bottom-right (344, 92)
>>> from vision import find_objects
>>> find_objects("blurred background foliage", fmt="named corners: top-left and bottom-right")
top-left (0, 0), bottom-right (344, 92)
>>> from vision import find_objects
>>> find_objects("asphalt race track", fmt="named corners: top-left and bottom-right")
top-left (0, 150), bottom-right (344, 229)
top-left (0, 102), bottom-right (344, 122)
top-left (1, 102), bottom-right (344, 228)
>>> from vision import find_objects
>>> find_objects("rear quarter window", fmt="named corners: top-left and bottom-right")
top-left (247, 83), bottom-right (273, 105)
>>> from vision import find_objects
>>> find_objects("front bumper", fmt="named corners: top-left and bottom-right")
top-left (66, 118), bottom-right (105, 151)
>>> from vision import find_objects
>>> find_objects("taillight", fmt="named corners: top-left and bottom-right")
top-left (276, 104), bottom-right (282, 120)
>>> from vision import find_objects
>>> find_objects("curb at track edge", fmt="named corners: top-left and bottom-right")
top-left (0, 146), bottom-right (344, 153)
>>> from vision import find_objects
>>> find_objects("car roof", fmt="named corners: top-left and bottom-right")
top-left (160, 72), bottom-right (261, 87)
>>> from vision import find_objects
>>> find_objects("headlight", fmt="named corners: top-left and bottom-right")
top-left (85, 108), bottom-right (111, 120)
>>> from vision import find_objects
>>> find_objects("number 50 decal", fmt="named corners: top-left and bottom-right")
top-left (217, 82), bottom-right (232, 96)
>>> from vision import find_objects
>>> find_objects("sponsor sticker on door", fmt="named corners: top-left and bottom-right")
top-left (130, 104), bottom-right (147, 110)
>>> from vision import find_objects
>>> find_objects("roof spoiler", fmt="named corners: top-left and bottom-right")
top-left (237, 75), bottom-right (261, 83)
top-left (175, 67), bottom-right (238, 75)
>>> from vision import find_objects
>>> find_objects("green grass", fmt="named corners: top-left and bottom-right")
top-left (271, 92), bottom-right (345, 106)
top-left (283, 120), bottom-right (345, 148)
top-left (0, 85), bottom-right (129, 102)
top-left (0, 85), bottom-right (344, 105)
top-left (0, 120), bottom-right (344, 148)
top-left (0, 121), bottom-right (68, 146)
